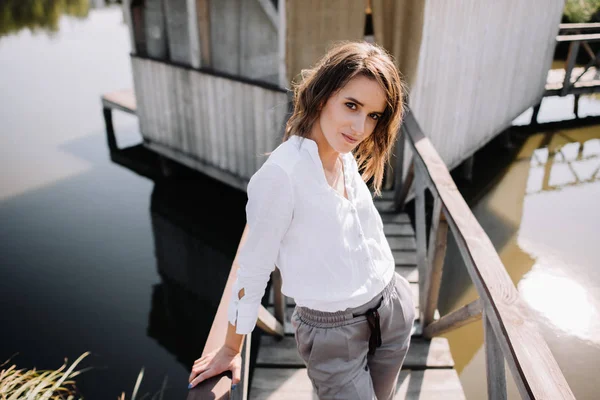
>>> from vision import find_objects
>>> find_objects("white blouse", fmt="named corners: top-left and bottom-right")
top-left (227, 134), bottom-right (395, 334)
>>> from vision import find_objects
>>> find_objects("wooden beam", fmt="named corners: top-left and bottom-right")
top-left (423, 299), bottom-right (482, 338)
top-left (186, 0), bottom-right (202, 68)
top-left (392, 131), bottom-right (405, 208)
top-left (402, 109), bottom-right (575, 399)
top-left (394, 158), bottom-right (414, 211)
top-left (559, 22), bottom-right (600, 31)
top-left (414, 166), bottom-right (428, 323)
top-left (277, 0), bottom-right (287, 88)
top-left (556, 33), bottom-right (600, 43)
top-left (484, 314), bottom-right (507, 400)
top-left (423, 196), bottom-right (447, 327)
top-left (257, 305), bottom-right (285, 337)
top-left (195, 0), bottom-right (211, 66)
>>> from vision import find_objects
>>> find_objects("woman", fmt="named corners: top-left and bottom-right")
top-left (188, 41), bottom-right (415, 400)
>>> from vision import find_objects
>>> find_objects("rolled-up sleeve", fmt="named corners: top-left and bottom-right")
top-left (227, 162), bottom-right (294, 334)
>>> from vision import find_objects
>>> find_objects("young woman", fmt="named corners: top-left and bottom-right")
top-left (188, 41), bottom-right (415, 399)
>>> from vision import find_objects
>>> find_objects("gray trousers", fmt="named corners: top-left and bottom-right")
top-left (291, 272), bottom-right (416, 400)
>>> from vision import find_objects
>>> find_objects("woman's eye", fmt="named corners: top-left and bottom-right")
top-left (345, 102), bottom-right (357, 110)
top-left (370, 113), bottom-right (380, 121)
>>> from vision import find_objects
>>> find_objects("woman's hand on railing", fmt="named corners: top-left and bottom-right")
top-left (188, 345), bottom-right (242, 390)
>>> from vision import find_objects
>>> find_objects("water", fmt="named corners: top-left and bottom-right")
top-left (0, 6), bottom-right (246, 398)
top-left (441, 114), bottom-right (600, 398)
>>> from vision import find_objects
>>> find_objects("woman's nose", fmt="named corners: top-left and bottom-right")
top-left (351, 114), bottom-right (366, 134)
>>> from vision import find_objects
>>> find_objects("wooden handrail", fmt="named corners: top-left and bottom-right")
top-left (400, 110), bottom-right (575, 399)
top-left (187, 225), bottom-right (284, 400)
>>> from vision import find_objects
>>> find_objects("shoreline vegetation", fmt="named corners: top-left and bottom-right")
top-left (0, 352), bottom-right (165, 400)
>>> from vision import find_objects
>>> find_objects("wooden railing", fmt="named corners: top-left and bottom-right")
top-left (396, 110), bottom-right (575, 399)
top-left (187, 225), bottom-right (285, 400)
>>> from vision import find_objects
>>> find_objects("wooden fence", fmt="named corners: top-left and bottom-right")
top-left (400, 110), bottom-right (575, 399)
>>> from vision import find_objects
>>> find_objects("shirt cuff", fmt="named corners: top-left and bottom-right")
top-left (228, 293), bottom-right (260, 335)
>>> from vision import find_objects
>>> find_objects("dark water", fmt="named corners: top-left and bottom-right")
top-left (0, 6), bottom-right (248, 398)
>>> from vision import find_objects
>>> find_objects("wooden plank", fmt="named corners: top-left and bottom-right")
top-left (485, 314), bottom-right (507, 400)
top-left (559, 22), bottom-right (600, 30)
top-left (387, 236), bottom-right (416, 251)
top-left (393, 250), bottom-right (417, 266)
top-left (384, 224), bottom-right (414, 236)
top-left (251, 368), bottom-right (465, 400)
top-left (256, 336), bottom-right (454, 369)
top-left (424, 299), bottom-right (482, 339)
top-left (379, 212), bottom-right (411, 224)
top-left (101, 88), bottom-right (137, 114)
top-left (396, 265), bottom-right (418, 283)
top-left (277, 0), bottom-right (286, 88)
top-left (395, 157), bottom-right (415, 212)
top-left (556, 33), bottom-right (600, 42)
top-left (257, 305), bottom-right (284, 337)
top-left (403, 110), bottom-right (575, 399)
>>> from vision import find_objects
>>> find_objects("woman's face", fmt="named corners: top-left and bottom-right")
top-left (317, 74), bottom-right (387, 154)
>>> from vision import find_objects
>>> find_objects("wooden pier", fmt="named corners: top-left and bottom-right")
top-left (181, 110), bottom-right (575, 400)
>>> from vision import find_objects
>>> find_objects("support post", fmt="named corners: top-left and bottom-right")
top-left (484, 314), bottom-right (507, 400)
top-left (414, 166), bottom-right (428, 322)
top-left (103, 107), bottom-right (118, 152)
top-left (423, 197), bottom-right (448, 327)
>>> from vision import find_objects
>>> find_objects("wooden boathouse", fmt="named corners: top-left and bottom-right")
top-left (100, 0), bottom-right (593, 398)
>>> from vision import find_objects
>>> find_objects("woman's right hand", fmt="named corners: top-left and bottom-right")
top-left (188, 345), bottom-right (242, 390)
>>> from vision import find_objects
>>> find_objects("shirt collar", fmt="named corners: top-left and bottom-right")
top-left (287, 135), bottom-right (354, 192)
top-left (287, 135), bottom-right (352, 171)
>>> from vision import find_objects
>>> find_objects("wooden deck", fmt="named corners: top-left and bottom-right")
top-left (249, 193), bottom-right (465, 399)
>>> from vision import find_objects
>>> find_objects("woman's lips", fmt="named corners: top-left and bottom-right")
top-left (341, 133), bottom-right (358, 144)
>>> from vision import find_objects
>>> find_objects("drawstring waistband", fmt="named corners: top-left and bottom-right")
top-left (295, 276), bottom-right (395, 355)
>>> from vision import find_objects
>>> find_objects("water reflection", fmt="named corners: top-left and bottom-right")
top-left (441, 126), bottom-right (600, 399)
top-left (0, 0), bottom-right (90, 37)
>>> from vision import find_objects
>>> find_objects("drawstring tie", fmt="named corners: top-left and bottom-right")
top-left (354, 304), bottom-right (382, 355)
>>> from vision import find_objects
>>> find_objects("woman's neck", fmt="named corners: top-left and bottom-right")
top-left (307, 126), bottom-right (340, 173)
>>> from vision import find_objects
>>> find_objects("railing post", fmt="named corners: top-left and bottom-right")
top-left (423, 196), bottom-right (448, 327)
top-left (484, 313), bottom-right (507, 400)
top-left (414, 164), bottom-right (428, 322)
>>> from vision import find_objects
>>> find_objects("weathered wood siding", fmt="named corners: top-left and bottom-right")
top-left (408, 0), bottom-right (564, 170)
top-left (210, 0), bottom-right (279, 85)
top-left (131, 56), bottom-right (288, 187)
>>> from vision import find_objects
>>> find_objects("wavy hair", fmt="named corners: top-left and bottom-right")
top-left (282, 41), bottom-right (406, 197)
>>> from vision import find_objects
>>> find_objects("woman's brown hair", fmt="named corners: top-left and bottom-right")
top-left (283, 41), bottom-right (406, 197)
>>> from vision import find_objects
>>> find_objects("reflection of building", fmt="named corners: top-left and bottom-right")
top-left (145, 173), bottom-right (266, 371)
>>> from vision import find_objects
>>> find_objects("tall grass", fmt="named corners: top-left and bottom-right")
top-left (0, 353), bottom-right (166, 400)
